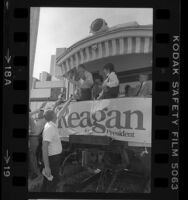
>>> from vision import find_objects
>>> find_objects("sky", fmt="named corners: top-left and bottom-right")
top-left (32, 8), bottom-right (153, 79)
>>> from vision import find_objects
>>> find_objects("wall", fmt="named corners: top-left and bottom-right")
top-left (50, 55), bottom-right (56, 76)
top-left (39, 71), bottom-right (51, 82)
top-left (31, 77), bottom-right (39, 89)
top-left (30, 8), bottom-right (40, 91)
top-left (55, 48), bottom-right (67, 78)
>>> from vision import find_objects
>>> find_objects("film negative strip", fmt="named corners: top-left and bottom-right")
top-left (2, 0), bottom-right (181, 200)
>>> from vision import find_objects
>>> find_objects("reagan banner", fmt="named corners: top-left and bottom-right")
top-left (58, 97), bottom-right (152, 146)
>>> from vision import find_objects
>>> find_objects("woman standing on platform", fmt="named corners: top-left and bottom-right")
top-left (98, 63), bottom-right (119, 99)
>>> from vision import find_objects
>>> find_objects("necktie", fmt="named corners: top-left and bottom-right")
top-left (136, 82), bottom-right (144, 96)
top-left (106, 73), bottom-right (110, 82)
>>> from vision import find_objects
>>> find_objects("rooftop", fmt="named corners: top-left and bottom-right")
top-left (56, 21), bottom-right (152, 63)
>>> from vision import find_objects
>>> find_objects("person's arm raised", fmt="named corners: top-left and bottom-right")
top-left (52, 100), bottom-right (61, 112)
top-left (57, 96), bottom-right (73, 120)
top-left (67, 75), bottom-right (81, 88)
top-left (30, 109), bottom-right (40, 116)
top-left (30, 102), bottom-right (47, 116)
top-left (80, 72), bottom-right (93, 88)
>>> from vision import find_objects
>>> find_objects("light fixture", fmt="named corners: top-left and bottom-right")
top-left (90, 18), bottom-right (109, 34)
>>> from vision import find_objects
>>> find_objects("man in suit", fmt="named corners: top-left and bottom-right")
top-left (67, 64), bottom-right (94, 101)
top-left (135, 74), bottom-right (152, 97)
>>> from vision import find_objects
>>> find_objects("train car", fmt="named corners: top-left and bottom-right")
top-left (55, 19), bottom-right (152, 192)
top-left (30, 20), bottom-right (152, 192)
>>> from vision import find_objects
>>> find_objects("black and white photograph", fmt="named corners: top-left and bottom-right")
top-left (29, 7), bottom-right (152, 193)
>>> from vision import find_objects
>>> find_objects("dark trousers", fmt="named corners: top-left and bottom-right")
top-left (41, 153), bottom-right (62, 192)
top-left (29, 135), bottom-right (40, 178)
top-left (102, 86), bottom-right (119, 99)
top-left (80, 88), bottom-right (91, 101)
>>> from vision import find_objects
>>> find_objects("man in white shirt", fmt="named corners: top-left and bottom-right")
top-left (40, 96), bottom-right (73, 192)
top-left (68, 64), bottom-right (94, 101)
top-left (41, 109), bottom-right (62, 192)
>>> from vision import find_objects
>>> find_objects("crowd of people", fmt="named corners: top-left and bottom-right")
top-left (29, 62), bottom-right (152, 192)
top-left (29, 95), bottom-right (73, 192)
top-left (67, 63), bottom-right (152, 101)
top-left (67, 63), bottom-right (121, 101)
